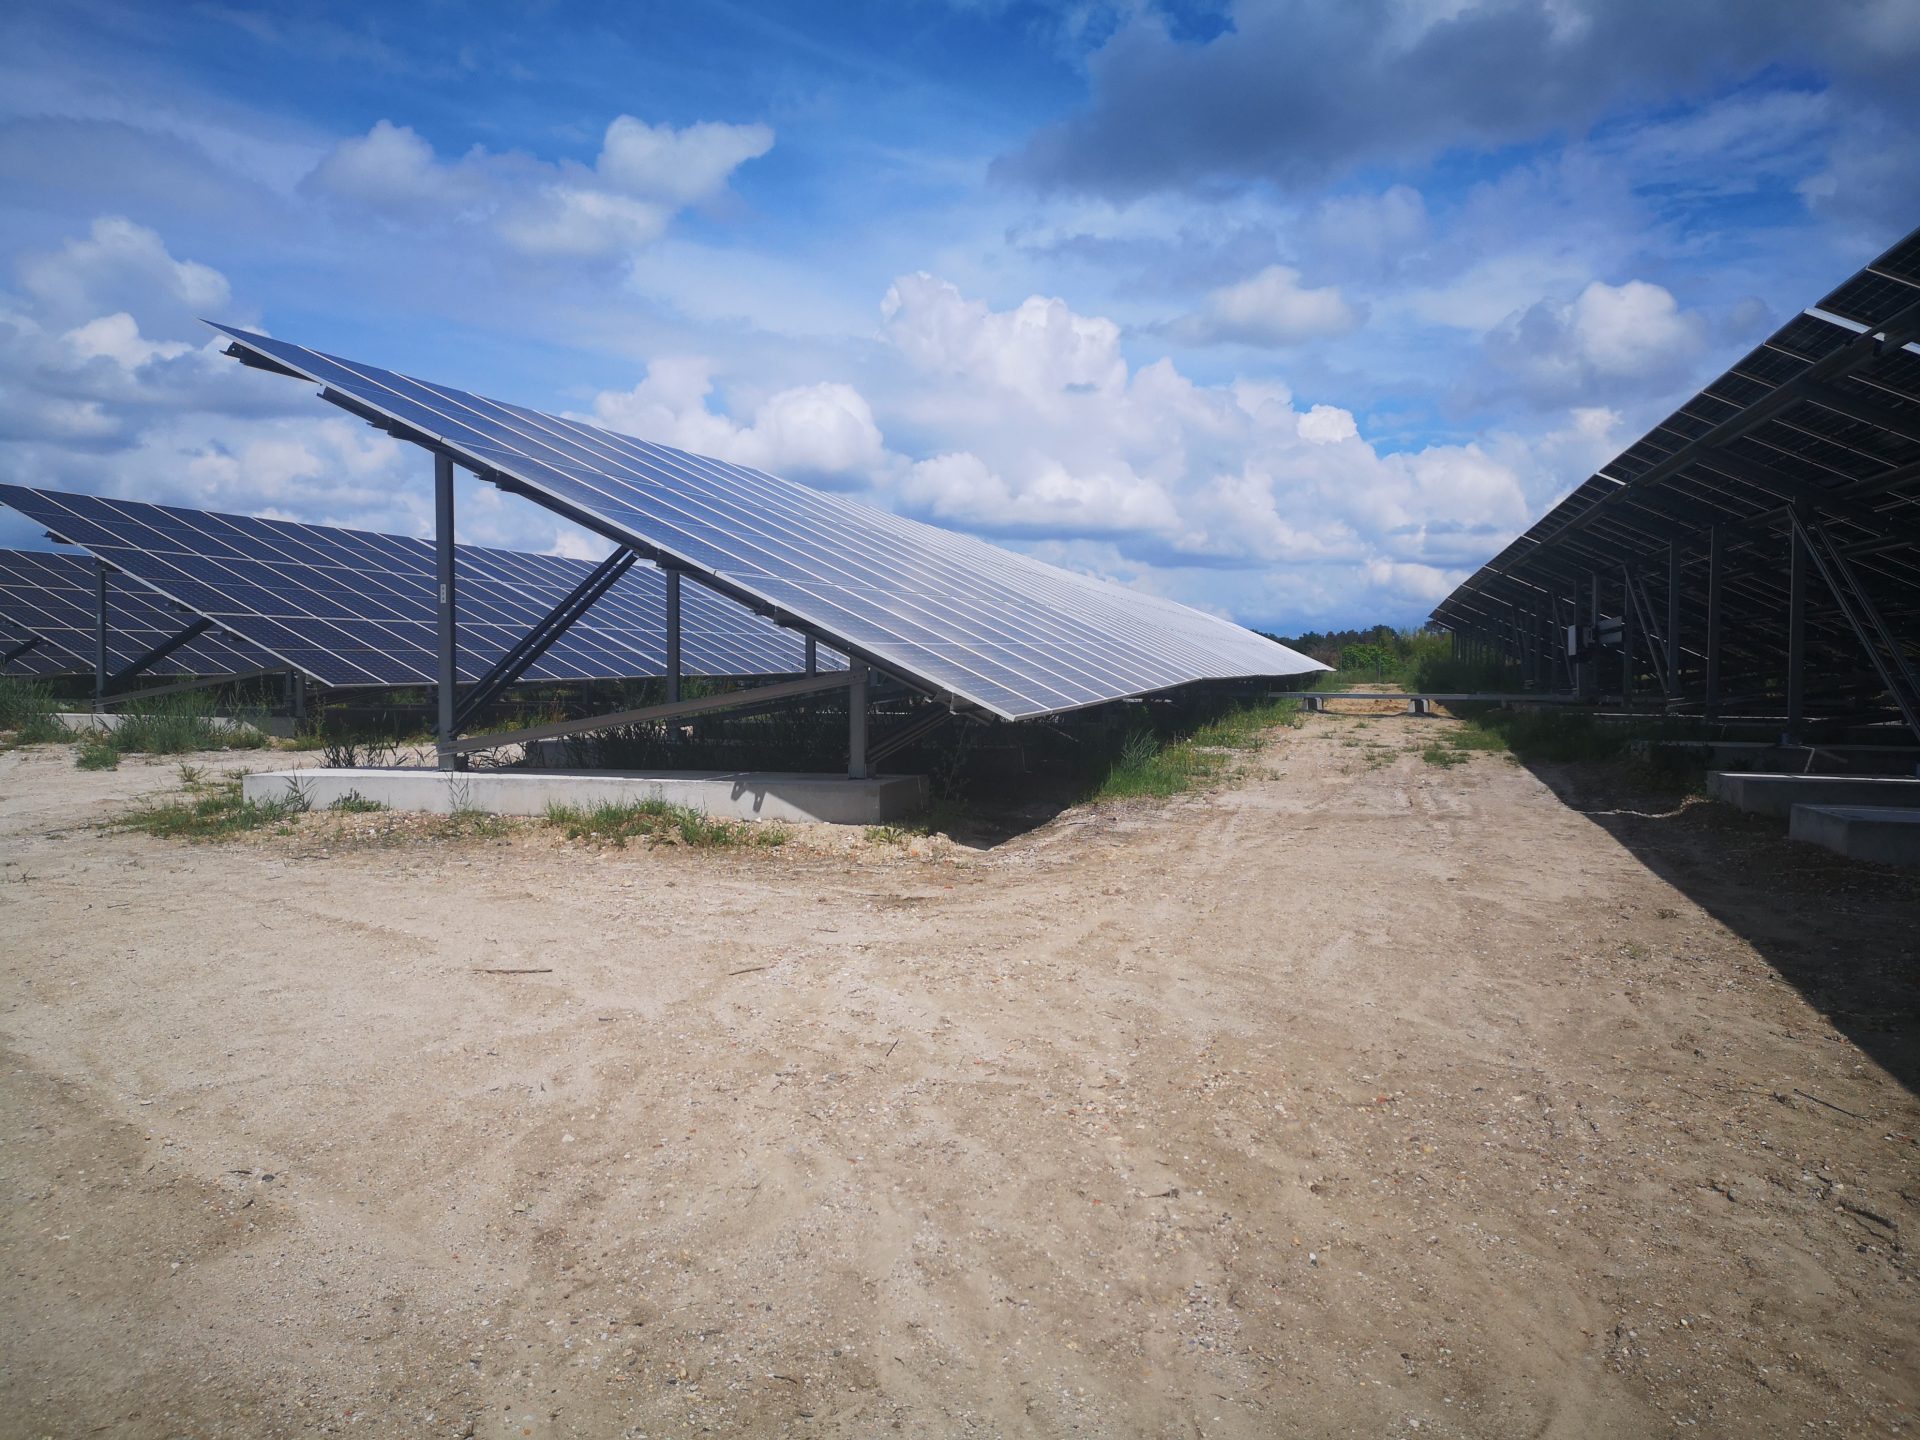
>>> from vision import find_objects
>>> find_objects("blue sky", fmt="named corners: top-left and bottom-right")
top-left (2, 0), bottom-right (1916, 631)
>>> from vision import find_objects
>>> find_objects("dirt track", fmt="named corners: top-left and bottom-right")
top-left (2, 711), bottom-right (1916, 1438)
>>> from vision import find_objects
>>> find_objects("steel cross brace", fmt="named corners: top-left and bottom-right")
top-left (450, 545), bottom-right (638, 731)
top-left (449, 669), bottom-right (855, 757)
top-left (1794, 514), bottom-right (1920, 740)
top-left (104, 616), bottom-right (215, 689)
top-left (2, 636), bottom-right (42, 666)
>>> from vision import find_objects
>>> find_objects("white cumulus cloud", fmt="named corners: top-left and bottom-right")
top-left (1486, 277), bottom-right (1708, 403)
top-left (304, 113), bottom-right (773, 260)
top-left (1171, 264), bottom-right (1362, 346)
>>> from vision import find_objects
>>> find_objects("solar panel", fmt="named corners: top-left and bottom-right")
top-left (209, 326), bottom-right (1323, 719)
top-left (0, 487), bottom-right (831, 689)
top-left (0, 547), bottom-right (273, 679)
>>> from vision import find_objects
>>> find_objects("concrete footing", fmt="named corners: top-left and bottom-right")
top-left (1706, 771), bottom-right (1920, 819)
top-left (1789, 805), bottom-right (1920, 867)
top-left (1637, 741), bottom-right (1920, 775)
top-left (55, 711), bottom-right (291, 738)
top-left (242, 766), bottom-right (927, 825)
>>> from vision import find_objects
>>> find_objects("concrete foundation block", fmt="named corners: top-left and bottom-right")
top-left (242, 766), bottom-right (928, 826)
top-left (55, 711), bottom-right (283, 738)
top-left (1705, 771), bottom-right (1920, 818)
top-left (1789, 804), bottom-right (1920, 867)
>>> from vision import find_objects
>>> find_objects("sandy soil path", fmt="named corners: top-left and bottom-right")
top-left (1, 714), bottom-right (1915, 1438)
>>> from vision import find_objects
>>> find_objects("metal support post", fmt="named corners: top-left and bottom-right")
top-left (664, 569), bottom-right (682, 705)
top-left (1582, 579), bottom-right (1597, 706)
top-left (847, 657), bottom-right (869, 780)
top-left (1666, 543), bottom-right (1681, 695)
top-left (1619, 567), bottom-right (1635, 710)
top-left (1785, 510), bottom-right (1806, 741)
top-left (434, 452), bottom-right (462, 771)
top-left (805, 635), bottom-right (817, 676)
top-left (285, 669), bottom-right (307, 724)
top-left (1704, 524), bottom-right (1723, 722)
top-left (93, 562), bottom-right (109, 709)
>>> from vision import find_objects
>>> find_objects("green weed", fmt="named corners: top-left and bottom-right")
top-left (1421, 744), bottom-right (1468, 767)
top-left (0, 676), bottom-right (63, 742)
top-left (75, 733), bottom-right (120, 769)
top-left (118, 777), bottom-right (309, 841)
top-left (327, 790), bottom-right (388, 813)
top-left (542, 798), bottom-right (785, 849)
top-left (114, 695), bottom-right (267, 754)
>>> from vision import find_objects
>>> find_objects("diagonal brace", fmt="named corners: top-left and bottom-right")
top-left (448, 669), bottom-right (853, 757)
top-left (452, 547), bottom-right (638, 730)
top-left (1794, 514), bottom-right (1920, 740)
top-left (3, 635), bottom-right (42, 666)
top-left (106, 616), bottom-right (214, 688)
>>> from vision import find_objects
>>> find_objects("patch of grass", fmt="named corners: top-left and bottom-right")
top-left (113, 694), bottom-right (267, 754)
top-left (282, 720), bottom-right (328, 751)
top-left (543, 798), bottom-right (786, 849)
top-left (75, 733), bottom-right (120, 769)
top-left (1093, 696), bottom-right (1300, 803)
top-left (1421, 744), bottom-right (1468, 767)
top-left (0, 676), bottom-right (64, 742)
top-left (445, 809), bottom-right (515, 839)
top-left (1095, 731), bottom-right (1224, 800)
top-left (1189, 696), bottom-right (1301, 748)
top-left (865, 824), bottom-right (908, 844)
top-left (328, 790), bottom-right (388, 813)
top-left (1444, 722), bottom-right (1510, 752)
top-left (118, 776), bottom-right (310, 841)
top-left (1448, 705), bottom-right (1634, 764)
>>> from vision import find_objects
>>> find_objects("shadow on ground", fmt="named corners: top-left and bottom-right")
top-left (1524, 759), bottom-right (1920, 1096)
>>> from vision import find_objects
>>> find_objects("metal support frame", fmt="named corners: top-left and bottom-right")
top-left (434, 453), bottom-right (462, 772)
top-left (285, 669), bottom-right (307, 724)
top-left (1703, 525), bottom-right (1723, 721)
top-left (94, 664), bottom-right (287, 710)
top-left (1785, 508), bottom-right (1806, 739)
top-left (446, 669), bottom-right (854, 757)
top-left (847, 658), bottom-right (870, 780)
top-left (1619, 567), bottom-right (1635, 710)
top-left (805, 635), bottom-right (817, 677)
top-left (93, 561), bottom-right (109, 708)
top-left (1794, 513), bottom-right (1920, 740)
top-left (2, 636), bottom-right (41, 666)
top-left (105, 617), bottom-right (214, 689)
top-left (664, 568), bottom-right (682, 705)
top-left (450, 545), bottom-right (638, 730)
top-left (868, 705), bottom-right (953, 766)
top-left (1666, 543), bottom-right (1681, 695)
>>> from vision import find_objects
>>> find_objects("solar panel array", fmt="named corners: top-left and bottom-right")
top-left (211, 324), bottom-right (1324, 720)
top-left (0, 486), bottom-right (831, 689)
top-left (0, 547), bottom-right (272, 679)
top-left (1428, 223), bottom-right (1920, 723)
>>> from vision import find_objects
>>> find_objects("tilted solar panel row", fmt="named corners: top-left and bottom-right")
top-left (209, 325), bottom-right (1324, 720)
top-left (0, 486), bottom-right (837, 689)
top-left (1430, 223), bottom-right (1920, 655)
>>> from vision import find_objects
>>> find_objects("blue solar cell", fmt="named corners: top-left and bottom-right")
top-left (209, 324), bottom-right (1325, 718)
top-left (0, 487), bottom-right (836, 689)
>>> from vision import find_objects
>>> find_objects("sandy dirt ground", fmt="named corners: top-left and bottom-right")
top-left (2, 711), bottom-right (1916, 1439)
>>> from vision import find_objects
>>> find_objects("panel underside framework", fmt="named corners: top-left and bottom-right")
top-left (1429, 225), bottom-right (1920, 729)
